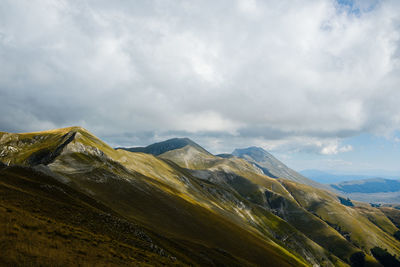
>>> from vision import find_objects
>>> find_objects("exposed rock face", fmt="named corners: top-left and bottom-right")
top-left (63, 133), bottom-right (105, 158)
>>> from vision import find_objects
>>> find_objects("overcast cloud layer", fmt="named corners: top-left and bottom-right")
top-left (1, 0), bottom-right (400, 156)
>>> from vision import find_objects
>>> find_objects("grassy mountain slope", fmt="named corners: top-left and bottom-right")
top-left (158, 144), bottom-right (265, 176)
top-left (158, 141), bottom-right (400, 265)
top-left (0, 164), bottom-right (184, 266)
top-left (0, 127), bottom-right (309, 266)
top-left (280, 180), bottom-right (400, 261)
top-left (232, 147), bottom-right (325, 189)
top-left (2, 127), bottom-right (400, 266)
top-left (190, 169), bottom-right (376, 264)
top-left (119, 137), bottom-right (211, 156)
top-left (380, 207), bottom-right (400, 229)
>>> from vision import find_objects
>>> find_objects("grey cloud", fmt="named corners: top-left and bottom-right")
top-left (1, 0), bottom-right (400, 154)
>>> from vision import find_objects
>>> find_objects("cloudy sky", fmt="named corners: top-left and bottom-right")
top-left (1, 0), bottom-right (400, 174)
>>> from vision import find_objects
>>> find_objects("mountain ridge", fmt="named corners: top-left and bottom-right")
top-left (300, 169), bottom-right (400, 184)
top-left (1, 126), bottom-right (400, 266)
top-left (332, 178), bottom-right (400, 193)
top-left (232, 147), bottom-right (326, 189)
top-left (118, 137), bottom-right (211, 156)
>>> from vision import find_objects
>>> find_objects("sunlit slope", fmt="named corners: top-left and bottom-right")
top-left (232, 147), bottom-right (325, 189)
top-left (124, 138), bottom-right (399, 265)
top-left (50, 129), bottom-right (310, 266)
top-left (2, 127), bottom-right (400, 266)
top-left (161, 160), bottom-right (347, 267)
top-left (158, 142), bottom-right (325, 196)
top-left (0, 127), bottom-right (80, 165)
top-left (0, 127), bottom-right (309, 266)
top-left (48, 130), bottom-right (344, 266)
top-left (121, 137), bottom-right (211, 156)
top-left (189, 166), bottom-right (370, 264)
top-left (157, 141), bottom-right (400, 265)
top-left (158, 144), bottom-right (221, 169)
top-left (159, 143), bottom-right (270, 178)
top-left (158, 144), bottom-right (354, 264)
top-left (280, 180), bottom-right (400, 261)
top-left (380, 206), bottom-right (400, 229)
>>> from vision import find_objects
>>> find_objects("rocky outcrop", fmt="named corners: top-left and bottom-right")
top-left (27, 132), bottom-right (77, 166)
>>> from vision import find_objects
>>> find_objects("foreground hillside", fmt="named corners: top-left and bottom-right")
top-left (1, 127), bottom-right (400, 266)
top-left (0, 164), bottom-right (183, 266)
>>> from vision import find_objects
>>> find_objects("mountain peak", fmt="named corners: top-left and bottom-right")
top-left (0, 126), bottom-right (113, 167)
top-left (232, 146), bottom-right (325, 189)
top-left (232, 146), bottom-right (273, 162)
top-left (234, 146), bottom-right (259, 153)
top-left (119, 137), bottom-right (210, 156)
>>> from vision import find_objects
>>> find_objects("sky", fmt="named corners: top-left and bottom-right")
top-left (0, 0), bottom-right (400, 174)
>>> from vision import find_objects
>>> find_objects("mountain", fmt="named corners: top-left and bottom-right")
top-left (329, 178), bottom-right (400, 204)
top-left (300, 169), bottom-right (399, 184)
top-left (300, 170), bottom-right (400, 204)
top-left (232, 147), bottom-right (325, 189)
top-left (301, 169), bottom-right (359, 184)
top-left (1, 127), bottom-right (400, 266)
top-left (119, 137), bottom-right (210, 156)
top-left (0, 128), bottom-right (312, 266)
top-left (0, 164), bottom-right (182, 266)
top-left (332, 178), bottom-right (400, 194)
top-left (115, 135), bottom-right (400, 265)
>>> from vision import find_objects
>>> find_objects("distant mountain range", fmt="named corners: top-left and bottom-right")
top-left (301, 169), bottom-right (400, 184)
top-left (332, 178), bottom-right (400, 194)
top-left (301, 169), bottom-right (400, 204)
top-left (1, 127), bottom-right (400, 266)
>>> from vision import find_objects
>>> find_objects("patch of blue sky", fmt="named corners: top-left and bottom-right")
top-left (326, 133), bottom-right (400, 174)
top-left (335, 0), bottom-right (379, 16)
top-left (281, 132), bottom-right (400, 176)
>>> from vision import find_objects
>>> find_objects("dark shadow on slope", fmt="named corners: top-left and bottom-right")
top-left (27, 132), bottom-right (77, 166)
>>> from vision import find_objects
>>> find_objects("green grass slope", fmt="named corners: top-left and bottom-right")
top-left (280, 180), bottom-right (400, 264)
top-left (157, 140), bottom-right (400, 265)
top-left (0, 164), bottom-right (185, 266)
top-left (232, 147), bottom-right (325, 189)
top-left (3, 127), bottom-right (400, 266)
top-left (159, 145), bottom-right (352, 265)
top-left (119, 137), bottom-right (211, 156)
top-left (0, 127), bottom-right (309, 266)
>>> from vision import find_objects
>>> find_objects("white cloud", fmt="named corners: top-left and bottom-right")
top-left (320, 143), bottom-right (353, 155)
top-left (339, 145), bottom-right (354, 153)
top-left (176, 111), bottom-right (243, 133)
top-left (0, 0), bottom-right (400, 155)
top-left (236, 0), bottom-right (261, 17)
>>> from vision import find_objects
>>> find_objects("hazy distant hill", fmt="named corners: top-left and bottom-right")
top-left (300, 169), bottom-right (400, 203)
top-left (301, 169), bottom-right (400, 184)
top-left (332, 178), bottom-right (400, 194)
top-left (1, 127), bottom-right (400, 266)
top-left (330, 178), bottom-right (400, 204)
